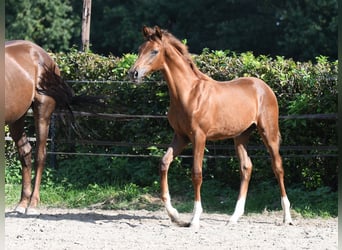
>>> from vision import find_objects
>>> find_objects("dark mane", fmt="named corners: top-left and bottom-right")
top-left (160, 30), bottom-right (191, 60)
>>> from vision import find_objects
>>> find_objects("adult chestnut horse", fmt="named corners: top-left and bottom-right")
top-left (5, 40), bottom-right (73, 215)
top-left (129, 26), bottom-right (293, 228)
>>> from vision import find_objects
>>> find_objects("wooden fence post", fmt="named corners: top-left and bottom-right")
top-left (82, 0), bottom-right (92, 51)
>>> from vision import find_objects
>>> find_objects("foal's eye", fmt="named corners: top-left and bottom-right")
top-left (151, 50), bottom-right (159, 55)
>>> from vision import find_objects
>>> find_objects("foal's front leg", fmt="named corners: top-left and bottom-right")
top-left (188, 132), bottom-right (206, 229)
top-left (160, 134), bottom-right (188, 226)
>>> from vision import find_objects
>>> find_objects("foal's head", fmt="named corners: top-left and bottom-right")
top-left (129, 25), bottom-right (191, 82)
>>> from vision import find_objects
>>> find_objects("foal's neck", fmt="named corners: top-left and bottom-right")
top-left (162, 46), bottom-right (207, 103)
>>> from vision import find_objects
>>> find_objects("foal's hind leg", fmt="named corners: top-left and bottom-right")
top-left (230, 129), bottom-right (253, 223)
top-left (258, 121), bottom-right (293, 225)
top-left (9, 116), bottom-right (33, 214)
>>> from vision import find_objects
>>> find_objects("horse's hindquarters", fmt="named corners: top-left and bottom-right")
top-left (5, 75), bottom-right (35, 124)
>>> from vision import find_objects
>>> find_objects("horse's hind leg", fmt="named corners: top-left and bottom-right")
top-left (27, 97), bottom-right (55, 214)
top-left (230, 128), bottom-right (253, 223)
top-left (9, 116), bottom-right (33, 214)
top-left (257, 119), bottom-right (293, 225)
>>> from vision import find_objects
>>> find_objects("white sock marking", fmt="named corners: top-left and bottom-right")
top-left (281, 196), bottom-right (293, 224)
top-left (190, 201), bottom-right (203, 229)
top-left (230, 197), bottom-right (246, 223)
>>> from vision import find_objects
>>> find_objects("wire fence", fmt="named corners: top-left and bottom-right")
top-left (5, 109), bottom-right (338, 167)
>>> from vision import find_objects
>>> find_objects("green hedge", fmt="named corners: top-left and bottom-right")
top-left (6, 49), bottom-right (337, 193)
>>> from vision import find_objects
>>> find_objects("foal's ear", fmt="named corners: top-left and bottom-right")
top-left (154, 26), bottom-right (162, 39)
top-left (142, 25), bottom-right (153, 38)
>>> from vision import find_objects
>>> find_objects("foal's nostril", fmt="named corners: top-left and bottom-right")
top-left (129, 69), bottom-right (141, 82)
top-left (128, 69), bottom-right (137, 80)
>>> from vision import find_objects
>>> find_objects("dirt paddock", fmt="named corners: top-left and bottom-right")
top-left (5, 208), bottom-right (337, 250)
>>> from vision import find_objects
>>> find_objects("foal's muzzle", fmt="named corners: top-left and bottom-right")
top-left (128, 68), bottom-right (146, 83)
top-left (128, 69), bottom-right (139, 81)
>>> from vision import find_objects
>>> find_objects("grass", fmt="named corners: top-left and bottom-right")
top-left (5, 155), bottom-right (337, 218)
top-left (5, 180), bottom-right (337, 219)
top-left (5, 183), bottom-right (162, 211)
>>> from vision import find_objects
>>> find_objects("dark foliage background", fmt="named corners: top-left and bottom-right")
top-left (5, 0), bottom-right (337, 61)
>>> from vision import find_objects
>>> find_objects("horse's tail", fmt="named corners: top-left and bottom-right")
top-left (36, 63), bottom-right (104, 135)
top-left (36, 63), bottom-right (74, 110)
top-left (37, 63), bottom-right (104, 110)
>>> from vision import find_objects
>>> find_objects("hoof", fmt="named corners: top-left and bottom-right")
top-left (284, 219), bottom-right (294, 226)
top-left (172, 219), bottom-right (191, 227)
top-left (14, 205), bottom-right (26, 214)
top-left (26, 207), bottom-right (40, 216)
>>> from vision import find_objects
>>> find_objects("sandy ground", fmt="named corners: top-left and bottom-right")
top-left (5, 208), bottom-right (337, 250)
